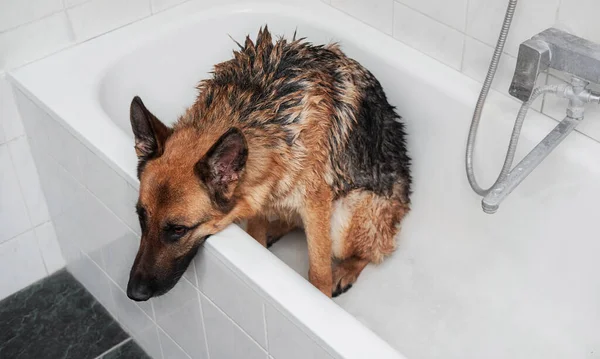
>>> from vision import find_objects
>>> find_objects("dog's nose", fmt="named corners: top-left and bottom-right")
top-left (127, 275), bottom-right (153, 301)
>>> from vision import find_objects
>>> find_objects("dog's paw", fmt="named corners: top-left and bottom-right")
top-left (332, 283), bottom-right (353, 297)
top-left (266, 234), bottom-right (283, 248)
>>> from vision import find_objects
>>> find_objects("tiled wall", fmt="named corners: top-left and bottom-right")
top-left (325, 0), bottom-right (600, 143)
top-left (0, 0), bottom-right (191, 298)
top-left (13, 87), bottom-right (338, 359)
top-left (0, 76), bottom-right (63, 300)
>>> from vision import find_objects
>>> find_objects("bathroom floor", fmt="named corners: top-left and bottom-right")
top-left (0, 270), bottom-right (150, 359)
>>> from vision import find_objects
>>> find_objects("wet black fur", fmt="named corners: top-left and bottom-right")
top-left (333, 71), bottom-right (412, 202)
top-left (210, 27), bottom-right (412, 202)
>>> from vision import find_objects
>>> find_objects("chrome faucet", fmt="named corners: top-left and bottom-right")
top-left (481, 28), bottom-right (600, 214)
top-left (509, 28), bottom-right (600, 102)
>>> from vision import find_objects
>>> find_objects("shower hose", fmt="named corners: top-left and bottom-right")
top-left (464, 0), bottom-right (558, 196)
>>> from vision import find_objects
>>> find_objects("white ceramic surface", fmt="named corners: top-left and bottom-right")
top-left (392, 1), bottom-right (464, 70)
top-left (0, 229), bottom-right (48, 300)
top-left (9, 1), bottom-right (600, 359)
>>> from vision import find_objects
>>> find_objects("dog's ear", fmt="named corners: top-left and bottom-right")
top-left (130, 96), bottom-right (171, 162)
top-left (195, 128), bottom-right (248, 210)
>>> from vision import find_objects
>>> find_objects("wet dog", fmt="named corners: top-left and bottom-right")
top-left (126, 26), bottom-right (411, 301)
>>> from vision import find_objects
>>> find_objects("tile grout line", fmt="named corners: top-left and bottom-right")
top-left (0, 133), bottom-right (26, 146)
top-left (391, 0), bottom-right (396, 39)
top-left (36, 143), bottom-right (142, 237)
top-left (3, 1), bottom-right (151, 74)
top-left (0, 219), bottom-right (52, 247)
top-left (196, 287), bottom-right (211, 359)
top-left (156, 326), bottom-right (192, 359)
top-left (155, 325), bottom-right (166, 359)
top-left (199, 290), bottom-right (267, 352)
top-left (92, 337), bottom-right (132, 359)
top-left (262, 303), bottom-right (269, 353)
top-left (203, 244), bottom-right (340, 357)
top-left (460, 0), bottom-right (471, 71)
top-left (4, 137), bottom-right (46, 273)
top-left (71, 246), bottom-right (153, 329)
top-left (5, 134), bottom-right (54, 274)
top-left (0, 9), bottom-right (66, 35)
top-left (393, 0), bottom-right (465, 33)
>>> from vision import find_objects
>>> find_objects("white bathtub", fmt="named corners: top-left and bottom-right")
top-left (9, 1), bottom-right (600, 358)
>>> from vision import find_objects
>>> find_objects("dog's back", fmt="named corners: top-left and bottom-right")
top-left (176, 27), bottom-right (411, 207)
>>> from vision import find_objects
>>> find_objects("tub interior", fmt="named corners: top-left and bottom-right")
top-left (98, 9), bottom-right (600, 359)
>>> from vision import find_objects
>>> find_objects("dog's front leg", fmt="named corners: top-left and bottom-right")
top-left (302, 191), bottom-right (334, 297)
top-left (246, 216), bottom-right (269, 247)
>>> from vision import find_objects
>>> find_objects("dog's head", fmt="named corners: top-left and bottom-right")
top-left (126, 96), bottom-right (248, 301)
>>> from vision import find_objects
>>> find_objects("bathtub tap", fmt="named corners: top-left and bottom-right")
top-left (478, 27), bottom-right (600, 213)
top-left (482, 76), bottom-right (600, 214)
top-left (509, 28), bottom-right (600, 102)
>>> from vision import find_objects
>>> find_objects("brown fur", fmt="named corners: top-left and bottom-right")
top-left (127, 26), bottom-right (411, 300)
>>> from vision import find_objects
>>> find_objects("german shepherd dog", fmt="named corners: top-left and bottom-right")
top-left (126, 27), bottom-right (411, 301)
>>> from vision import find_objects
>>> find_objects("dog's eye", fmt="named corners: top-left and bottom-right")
top-left (164, 225), bottom-right (189, 242)
top-left (172, 226), bottom-right (187, 235)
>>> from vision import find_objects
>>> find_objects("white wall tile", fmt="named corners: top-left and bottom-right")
top-left (201, 295), bottom-right (268, 359)
top-left (331, 0), bottom-right (394, 35)
top-left (32, 148), bottom-right (82, 219)
top-left (69, 250), bottom-right (116, 314)
top-left (111, 283), bottom-right (163, 359)
top-left (48, 177), bottom-right (94, 260)
top-left (462, 36), bottom-right (518, 95)
top-left (80, 146), bottom-right (139, 234)
top-left (152, 279), bottom-right (208, 359)
top-left (0, 230), bottom-right (47, 300)
top-left (43, 114), bottom-right (85, 183)
top-left (461, 36), bottom-right (548, 111)
top-left (0, 143), bottom-right (31, 243)
top-left (67, 0), bottom-right (152, 41)
top-left (12, 88), bottom-right (48, 155)
top-left (0, 0), bottom-right (63, 33)
top-left (8, 136), bottom-right (50, 226)
top-left (136, 326), bottom-right (164, 359)
top-left (393, 1), bottom-right (464, 70)
top-left (466, 0), bottom-right (561, 57)
top-left (159, 329), bottom-right (192, 359)
top-left (34, 221), bottom-right (65, 273)
top-left (102, 230), bottom-right (140, 291)
top-left (557, 0), bottom-right (600, 44)
top-left (195, 249), bottom-right (267, 348)
top-left (396, 0), bottom-right (467, 31)
top-left (0, 76), bottom-right (25, 142)
top-left (150, 0), bottom-right (189, 13)
top-left (183, 260), bottom-right (197, 287)
top-left (54, 219), bottom-right (82, 266)
top-left (0, 12), bottom-right (72, 71)
top-left (265, 304), bottom-right (334, 359)
top-left (36, 134), bottom-right (132, 272)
